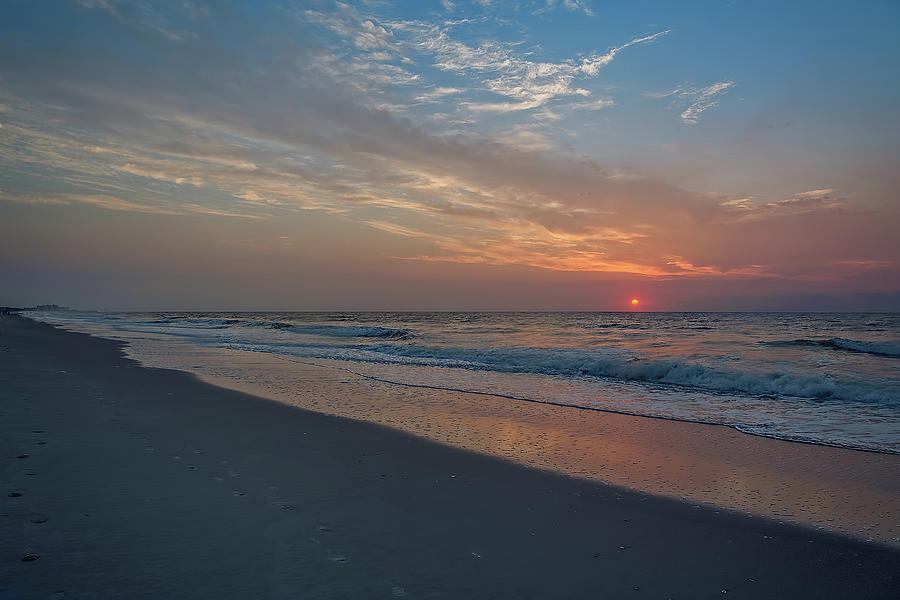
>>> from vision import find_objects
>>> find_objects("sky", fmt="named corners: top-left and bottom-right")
top-left (1, 0), bottom-right (898, 311)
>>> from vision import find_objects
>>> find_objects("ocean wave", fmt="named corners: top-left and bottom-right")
top-left (762, 337), bottom-right (900, 358)
top-left (577, 322), bottom-right (641, 329)
top-left (827, 338), bottom-right (900, 357)
top-left (245, 321), bottom-right (294, 329)
top-left (233, 341), bottom-right (898, 405)
top-left (272, 323), bottom-right (414, 339)
top-left (150, 317), bottom-right (240, 328)
top-left (143, 316), bottom-right (414, 339)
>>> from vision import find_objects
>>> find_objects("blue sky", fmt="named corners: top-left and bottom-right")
top-left (0, 0), bottom-right (898, 310)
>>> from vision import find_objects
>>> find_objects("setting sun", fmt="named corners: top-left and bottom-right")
top-left (631, 298), bottom-right (640, 306)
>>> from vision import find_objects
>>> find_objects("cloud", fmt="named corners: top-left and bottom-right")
top-left (568, 98), bottom-right (615, 111)
top-left (117, 162), bottom-right (206, 186)
top-left (652, 81), bottom-right (734, 123)
top-left (414, 86), bottom-right (464, 102)
top-left (462, 100), bottom-right (544, 113)
top-left (536, 0), bottom-right (595, 16)
top-left (579, 31), bottom-right (669, 76)
top-left (720, 189), bottom-right (846, 220)
top-left (492, 125), bottom-right (556, 151)
top-left (306, 5), bottom-right (399, 53)
top-left (0, 191), bottom-right (71, 205)
top-left (304, 6), bottom-right (660, 116)
top-left (76, 0), bottom-right (196, 41)
top-left (795, 188), bottom-right (834, 199)
top-left (1, 2), bottom-right (895, 285)
top-left (364, 220), bottom-right (437, 238)
top-left (68, 194), bottom-right (181, 214)
top-left (393, 22), bottom-right (667, 110)
top-left (76, 0), bottom-right (119, 18)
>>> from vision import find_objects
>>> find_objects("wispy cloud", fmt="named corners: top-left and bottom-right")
top-left (305, 4), bottom-right (399, 53)
top-left (299, 5), bottom-right (669, 117)
top-left (388, 21), bottom-right (668, 112)
top-left (69, 193), bottom-right (181, 214)
top-left (76, 0), bottom-right (196, 41)
top-left (2, 2), bottom-right (894, 286)
top-left (535, 0), bottom-right (595, 16)
top-left (651, 81), bottom-right (734, 123)
top-left (720, 188), bottom-right (846, 220)
top-left (679, 81), bottom-right (733, 123)
top-left (568, 98), bottom-right (615, 111)
top-left (414, 86), bottom-right (464, 103)
top-left (579, 31), bottom-right (669, 76)
top-left (0, 191), bottom-right (71, 206)
top-left (795, 188), bottom-right (834, 199)
top-left (492, 125), bottom-right (556, 151)
top-left (462, 100), bottom-right (544, 113)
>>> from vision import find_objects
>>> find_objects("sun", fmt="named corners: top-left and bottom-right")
top-left (631, 298), bottom-right (640, 306)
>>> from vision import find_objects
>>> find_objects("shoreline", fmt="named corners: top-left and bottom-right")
top-left (2, 314), bottom-right (899, 598)
top-left (27, 315), bottom-right (900, 455)
top-left (28, 310), bottom-right (900, 457)
top-left (272, 355), bottom-right (900, 456)
top-left (107, 328), bottom-right (900, 547)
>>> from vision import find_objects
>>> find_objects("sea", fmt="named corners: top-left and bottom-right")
top-left (29, 311), bottom-right (900, 455)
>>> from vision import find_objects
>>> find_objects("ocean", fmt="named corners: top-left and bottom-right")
top-left (29, 311), bottom-right (900, 455)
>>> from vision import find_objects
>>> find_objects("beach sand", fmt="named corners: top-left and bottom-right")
top-left (2, 314), bottom-right (898, 599)
top-left (122, 336), bottom-right (900, 546)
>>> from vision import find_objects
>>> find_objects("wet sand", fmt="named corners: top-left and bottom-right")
top-left (1, 315), bottom-right (899, 598)
top-left (124, 338), bottom-right (900, 546)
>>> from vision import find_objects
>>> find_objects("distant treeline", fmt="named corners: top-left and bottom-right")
top-left (1, 304), bottom-right (70, 314)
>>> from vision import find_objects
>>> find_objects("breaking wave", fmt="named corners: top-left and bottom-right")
top-left (226, 341), bottom-right (899, 405)
top-left (145, 316), bottom-right (413, 338)
top-left (275, 324), bottom-right (414, 339)
top-left (762, 337), bottom-right (900, 358)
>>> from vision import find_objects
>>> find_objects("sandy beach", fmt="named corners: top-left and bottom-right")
top-left (2, 314), bottom-right (899, 599)
top-left (129, 338), bottom-right (900, 546)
